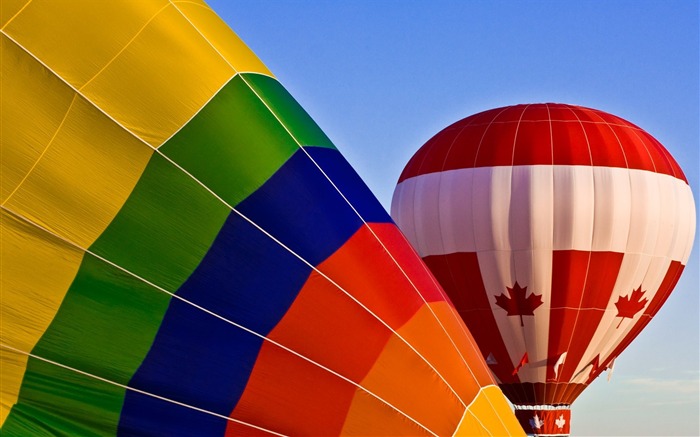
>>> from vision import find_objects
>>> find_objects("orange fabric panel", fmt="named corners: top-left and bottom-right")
top-left (396, 302), bottom-right (483, 406)
top-left (267, 271), bottom-right (392, 384)
top-left (358, 331), bottom-right (464, 436)
top-left (228, 342), bottom-right (356, 436)
top-left (430, 301), bottom-right (496, 388)
top-left (340, 388), bottom-right (432, 436)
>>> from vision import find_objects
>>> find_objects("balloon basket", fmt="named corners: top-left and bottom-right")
top-left (513, 404), bottom-right (571, 436)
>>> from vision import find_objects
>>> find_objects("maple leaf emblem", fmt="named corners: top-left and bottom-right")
top-left (495, 282), bottom-right (543, 326)
top-left (555, 414), bottom-right (566, 429)
top-left (614, 286), bottom-right (648, 328)
top-left (529, 414), bottom-right (544, 430)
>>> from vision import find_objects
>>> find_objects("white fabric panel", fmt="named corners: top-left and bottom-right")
top-left (626, 170), bottom-right (662, 256)
top-left (677, 183), bottom-right (696, 264)
top-left (391, 181), bottom-right (420, 253)
top-left (511, 249), bottom-right (552, 383)
top-left (473, 166), bottom-right (513, 252)
top-left (476, 250), bottom-right (524, 369)
top-left (412, 173), bottom-right (444, 256)
top-left (591, 167), bottom-right (632, 252)
top-left (552, 165), bottom-right (595, 251)
top-left (394, 165), bottom-right (693, 263)
top-left (509, 167), bottom-right (533, 251)
top-left (649, 174), bottom-right (676, 259)
top-left (439, 169), bottom-right (475, 254)
top-left (528, 166), bottom-right (554, 250)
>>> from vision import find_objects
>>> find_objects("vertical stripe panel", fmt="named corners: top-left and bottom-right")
top-left (552, 165), bottom-right (594, 251)
top-left (590, 167), bottom-right (632, 252)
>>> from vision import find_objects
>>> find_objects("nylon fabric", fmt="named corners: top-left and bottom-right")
top-left (392, 103), bottom-right (695, 413)
top-left (3, 2), bottom-right (526, 435)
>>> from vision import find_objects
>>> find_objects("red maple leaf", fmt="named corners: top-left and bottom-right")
top-left (614, 286), bottom-right (648, 328)
top-left (494, 282), bottom-right (543, 326)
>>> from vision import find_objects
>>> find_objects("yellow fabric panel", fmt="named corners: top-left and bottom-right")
top-left (1, 35), bottom-right (75, 202)
top-left (173, 0), bottom-right (272, 76)
top-left (2, 0), bottom-right (169, 88)
top-left (482, 385), bottom-right (525, 435)
top-left (0, 0), bottom-right (28, 28)
top-left (0, 211), bottom-right (84, 425)
top-left (0, 348), bottom-right (28, 425)
top-left (452, 409), bottom-right (490, 437)
top-left (397, 302), bottom-right (482, 405)
top-left (458, 385), bottom-right (526, 436)
top-left (79, 4), bottom-right (235, 147)
top-left (3, 94), bottom-right (153, 249)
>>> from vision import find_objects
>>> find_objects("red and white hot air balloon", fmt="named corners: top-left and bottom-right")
top-left (391, 103), bottom-right (696, 436)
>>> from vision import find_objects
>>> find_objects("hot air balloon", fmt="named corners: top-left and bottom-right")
top-left (391, 103), bottom-right (696, 436)
top-left (0, 1), bottom-right (524, 435)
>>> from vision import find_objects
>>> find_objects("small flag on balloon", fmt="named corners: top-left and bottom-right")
top-left (553, 352), bottom-right (567, 379)
top-left (512, 352), bottom-right (528, 376)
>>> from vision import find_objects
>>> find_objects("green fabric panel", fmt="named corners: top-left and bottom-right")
top-left (31, 254), bottom-right (171, 385)
top-left (89, 152), bottom-right (230, 292)
top-left (1, 254), bottom-right (171, 436)
top-left (159, 74), bottom-right (321, 207)
top-left (1, 358), bottom-right (124, 436)
top-left (241, 73), bottom-right (335, 150)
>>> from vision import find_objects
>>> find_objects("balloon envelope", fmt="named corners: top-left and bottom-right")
top-left (0, 1), bottom-right (523, 436)
top-left (391, 103), bottom-right (696, 435)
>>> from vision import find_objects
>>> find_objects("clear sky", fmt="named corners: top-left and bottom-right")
top-left (208, 1), bottom-right (699, 435)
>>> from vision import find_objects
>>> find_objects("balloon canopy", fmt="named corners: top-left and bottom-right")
top-left (392, 103), bottom-right (696, 436)
top-left (1, 1), bottom-right (523, 436)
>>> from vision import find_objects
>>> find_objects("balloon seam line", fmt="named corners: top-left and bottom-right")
top-left (1, 94), bottom-right (78, 207)
top-left (78, 3), bottom-right (172, 92)
top-left (0, 343), bottom-right (288, 437)
top-left (6, 23), bottom-right (478, 431)
top-left (0, 205), bottom-right (439, 437)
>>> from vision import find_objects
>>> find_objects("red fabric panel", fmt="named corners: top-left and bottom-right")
top-left (267, 270), bottom-right (392, 384)
top-left (423, 253), bottom-right (520, 385)
top-left (582, 117), bottom-right (628, 169)
top-left (227, 342), bottom-right (356, 436)
top-left (609, 122), bottom-right (657, 173)
top-left (441, 123), bottom-right (488, 173)
top-left (548, 251), bottom-right (623, 403)
top-left (315, 223), bottom-right (440, 330)
top-left (473, 107), bottom-right (521, 168)
top-left (551, 115), bottom-right (591, 166)
top-left (512, 120), bottom-right (553, 166)
top-left (397, 103), bottom-right (686, 183)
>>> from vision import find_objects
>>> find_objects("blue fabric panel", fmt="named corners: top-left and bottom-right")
top-left (304, 146), bottom-right (391, 225)
top-left (118, 146), bottom-right (388, 435)
top-left (117, 390), bottom-right (228, 437)
top-left (236, 146), bottom-right (391, 267)
top-left (176, 210), bottom-right (314, 336)
top-left (117, 210), bottom-right (314, 434)
top-left (118, 296), bottom-right (263, 436)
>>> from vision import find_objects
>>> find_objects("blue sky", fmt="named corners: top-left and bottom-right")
top-left (208, 1), bottom-right (699, 435)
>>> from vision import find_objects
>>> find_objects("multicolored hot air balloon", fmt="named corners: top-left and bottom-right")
top-left (1, 1), bottom-right (524, 436)
top-left (391, 103), bottom-right (696, 436)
